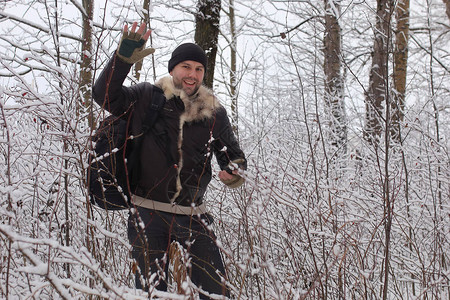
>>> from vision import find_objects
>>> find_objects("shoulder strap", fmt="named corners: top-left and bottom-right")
top-left (142, 86), bottom-right (166, 132)
top-left (128, 86), bottom-right (166, 191)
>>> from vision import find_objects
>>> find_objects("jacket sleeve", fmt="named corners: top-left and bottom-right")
top-left (92, 53), bottom-right (136, 117)
top-left (212, 107), bottom-right (247, 171)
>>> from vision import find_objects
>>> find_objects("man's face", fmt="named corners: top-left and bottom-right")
top-left (170, 60), bottom-right (205, 96)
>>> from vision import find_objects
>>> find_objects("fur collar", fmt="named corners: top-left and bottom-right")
top-left (155, 76), bottom-right (221, 123)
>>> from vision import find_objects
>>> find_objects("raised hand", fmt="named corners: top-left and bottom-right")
top-left (116, 22), bottom-right (154, 64)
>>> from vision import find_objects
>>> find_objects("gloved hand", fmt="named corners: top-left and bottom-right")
top-left (219, 159), bottom-right (246, 188)
top-left (220, 173), bottom-right (245, 188)
top-left (116, 22), bottom-right (155, 64)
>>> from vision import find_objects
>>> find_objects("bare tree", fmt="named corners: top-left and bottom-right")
top-left (195, 0), bottom-right (221, 89)
top-left (0, 1), bottom-right (449, 299)
top-left (228, 0), bottom-right (239, 134)
top-left (81, 0), bottom-right (94, 129)
top-left (133, 0), bottom-right (156, 82)
top-left (391, 0), bottom-right (410, 142)
top-left (364, 0), bottom-right (393, 145)
top-left (444, 0), bottom-right (450, 20)
top-left (323, 0), bottom-right (346, 157)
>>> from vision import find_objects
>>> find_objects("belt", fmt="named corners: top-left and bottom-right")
top-left (131, 195), bottom-right (207, 215)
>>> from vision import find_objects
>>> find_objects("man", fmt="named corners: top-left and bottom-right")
top-left (92, 22), bottom-right (246, 299)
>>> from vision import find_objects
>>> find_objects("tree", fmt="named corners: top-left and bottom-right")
top-left (391, 0), bottom-right (410, 142)
top-left (364, 0), bottom-right (392, 145)
top-left (228, 0), bottom-right (239, 133)
top-left (133, 0), bottom-right (156, 82)
top-left (0, 1), bottom-right (449, 298)
top-left (194, 0), bottom-right (221, 89)
top-left (364, 3), bottom-right (396, 300)
top-left (323, 0), bottom-right (347, 157)
top-left (444, 0), bottom-right (450, 20)
top-left (80, 0), bottom-right (94, 129)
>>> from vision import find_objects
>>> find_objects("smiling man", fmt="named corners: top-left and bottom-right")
top-left (168, 43), bottom-right (206, 96)
top-left (92, 22), bottom-right (246, 299)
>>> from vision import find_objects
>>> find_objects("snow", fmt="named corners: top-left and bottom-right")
top-left (0, 0), bottom-right (449, 299)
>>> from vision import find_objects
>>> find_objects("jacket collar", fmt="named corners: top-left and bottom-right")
top-left (155, 76), bottom-right (220, 122)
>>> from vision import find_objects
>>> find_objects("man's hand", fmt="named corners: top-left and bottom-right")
top-left (116, 22), bottom-right (154, 64)
top-left (219, 163), bottom-right (245, 189)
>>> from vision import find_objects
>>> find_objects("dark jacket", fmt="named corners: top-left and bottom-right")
top-left (92, 54), bottom-right (246, 207)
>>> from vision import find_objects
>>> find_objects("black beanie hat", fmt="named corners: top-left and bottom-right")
top-left (168, 43), bottom-right (207, 73)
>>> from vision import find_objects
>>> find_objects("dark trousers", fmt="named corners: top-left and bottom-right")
top-left (128, 207), bottom-right (230, 299)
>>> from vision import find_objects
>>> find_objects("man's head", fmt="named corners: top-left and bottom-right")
top-left (168, 43), bottom-right (207, 96)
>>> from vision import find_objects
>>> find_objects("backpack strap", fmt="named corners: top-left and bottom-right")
top-left (142, 86), bottom-right (166, 133)
top-left (128, 86), bottom-right (166, 189)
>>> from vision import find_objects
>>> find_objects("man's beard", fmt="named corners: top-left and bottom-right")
top-left (173, 78), bottom-right (200, 97)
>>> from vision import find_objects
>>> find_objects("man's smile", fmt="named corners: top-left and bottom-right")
top-left (183, 79), bottom-right (196, 86)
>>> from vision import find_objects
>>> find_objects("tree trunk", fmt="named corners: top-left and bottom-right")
top-left (194, 0), bottom-right (221, 89)
top-left (364, 0), bottom-right (392, 145)
top-left (81, 0), bottom-right (94, 129)
top-left (444, 0), bottom-right (450, 21)
top-left (134, 0), bottom-right (155, 81)
top-left (323, 0), bottom-right (347, 156)
top-left (391, 0), bottom-right (410, 142)
top-left (229, 0), bottom-right (238, 134)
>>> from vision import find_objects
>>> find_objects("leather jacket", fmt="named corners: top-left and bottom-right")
top-left (93, 54), bottom-right (246, 207)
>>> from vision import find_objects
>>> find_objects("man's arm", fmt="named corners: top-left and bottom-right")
top-left (92, 22), bottom-right (153, 116)
top-left (213, 108), bottom-right (247, 188)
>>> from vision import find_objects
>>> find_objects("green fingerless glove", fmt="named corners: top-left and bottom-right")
top-left (220, 174), bottom-right (245, 189)
top-left (116, 30), bottom-right (155, 64)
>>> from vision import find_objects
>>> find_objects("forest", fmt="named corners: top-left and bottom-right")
top-left (0, 0), bottom-right (449, 299)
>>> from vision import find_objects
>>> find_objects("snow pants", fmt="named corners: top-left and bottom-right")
top-left (128, 207), bottom-right (230, 299)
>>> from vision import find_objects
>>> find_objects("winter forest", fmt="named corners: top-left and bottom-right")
top-left (0, 0), bottom-right (449, 299)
